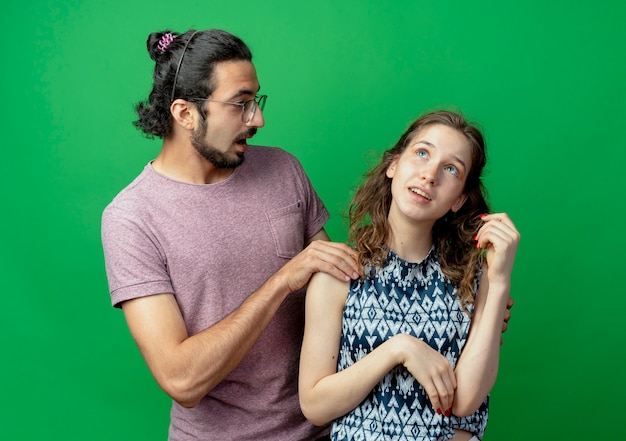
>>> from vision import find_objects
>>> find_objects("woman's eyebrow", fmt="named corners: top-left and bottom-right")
top-left (415, 140), bottom-right (467, 170)
top-left (415, 140), bottom-right (435, 148)
top-left (451, 155), bottom-right (467, 170)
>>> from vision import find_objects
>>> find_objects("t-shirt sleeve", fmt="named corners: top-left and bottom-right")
top-left (285, 154), bottom-right (329, 241)
top-left (101, 203), bottom-right (174, 308)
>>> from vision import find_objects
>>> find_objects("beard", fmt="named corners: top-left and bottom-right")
top-left (191, 118), bottom-right (253, 169)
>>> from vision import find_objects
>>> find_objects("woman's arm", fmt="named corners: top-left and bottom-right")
top-left (452, 213), bottom-right (520, 416)
top-left (451, 272), bottom-right (509, 416)
top-left (298, 272), bottom-right (395, 425)
top-left (299, 272), bottom-right (458, 425)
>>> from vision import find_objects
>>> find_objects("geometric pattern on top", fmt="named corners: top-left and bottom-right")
top-left (331, 248), bottom-right (489, 441)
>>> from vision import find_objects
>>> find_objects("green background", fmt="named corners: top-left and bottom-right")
top-left (2, 1), bottom-right (624, 439)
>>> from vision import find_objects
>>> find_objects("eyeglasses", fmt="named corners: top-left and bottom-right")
top-left (191, 94), bottom-right (268, 124)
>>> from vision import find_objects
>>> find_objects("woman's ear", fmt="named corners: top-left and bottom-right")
top-left (451, 194), bottom-right (468, 213)
top-left (170, 99), bottom-right (196, 131)
top-left (386, 156), bottom-right (398, 178)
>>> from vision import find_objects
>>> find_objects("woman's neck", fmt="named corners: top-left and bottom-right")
top-left (387, 216), bottom-right (434, 263)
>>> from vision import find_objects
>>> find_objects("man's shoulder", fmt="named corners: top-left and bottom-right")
top-left (248, 145), bottom-right (297, 161)
top-left (242, 148), bottom-right (307, 189)
top-left (246, 145), bottom-right (304, 175)
top-left (102, 165), bottom-right (153, 217)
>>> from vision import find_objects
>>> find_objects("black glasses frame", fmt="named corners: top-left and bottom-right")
top-left (190, 95), bottom-right (268, 123)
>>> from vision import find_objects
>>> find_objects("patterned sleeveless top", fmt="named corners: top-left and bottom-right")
top-left (331, 248), bottom-right (488, 441)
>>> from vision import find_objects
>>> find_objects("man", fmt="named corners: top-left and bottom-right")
top-left (102, 29), bottom-right (360, 440)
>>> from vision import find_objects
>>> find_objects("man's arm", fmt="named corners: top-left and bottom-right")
top-left (122, 228), bottom-right (359, 408)
top-left (500, 295), bottom-right (514, 345)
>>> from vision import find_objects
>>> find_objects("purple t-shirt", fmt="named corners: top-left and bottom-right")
top-left (102, 146), bottom-right (329, 441)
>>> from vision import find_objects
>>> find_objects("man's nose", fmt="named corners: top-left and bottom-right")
top-left (246, 106), bottom-right (265, 128)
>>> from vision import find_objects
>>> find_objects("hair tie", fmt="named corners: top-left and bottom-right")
top-left (158, 33), bottom-right (175, 53)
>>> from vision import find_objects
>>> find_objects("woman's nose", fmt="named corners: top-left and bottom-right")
top-left (420, 163), bottom-right (438, 184)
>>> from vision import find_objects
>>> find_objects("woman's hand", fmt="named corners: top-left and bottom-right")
top-left (393, 334), bottom-right (456, 416)
top-left (475, 213), bottom-right (520, 287)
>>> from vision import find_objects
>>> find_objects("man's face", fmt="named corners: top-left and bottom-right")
top-left (191, 60), bottom-right (264, 169)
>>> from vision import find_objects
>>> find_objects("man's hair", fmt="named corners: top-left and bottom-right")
top-left (134, 29), bottom-right (253, 138)
top-left (348, 109), bottom-right (490, 308)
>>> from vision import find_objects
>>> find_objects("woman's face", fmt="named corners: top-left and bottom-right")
top-left (386, 123), bottom-right (472, 225)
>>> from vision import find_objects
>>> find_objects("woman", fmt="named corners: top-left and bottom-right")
top-left (299, 110), bottom-right (520, 440)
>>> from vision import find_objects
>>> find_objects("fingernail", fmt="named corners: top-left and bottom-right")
top-left (473, 235), bottom-right (478, 241)
top-left (479, 214), bottom-right (487, 219)
top-left (444, 409), bottom-right (451, 417)
top-left (476, 242), bottom-right (481, 248)
top-left (436, 408), bottom-right (442, 415)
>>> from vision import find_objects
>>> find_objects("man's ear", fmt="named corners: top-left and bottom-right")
top-left (170, 99), bottom-right (196, 131)
top-left (451, 194), bottom-right (468, 213)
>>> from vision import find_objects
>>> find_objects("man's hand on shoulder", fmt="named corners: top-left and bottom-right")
top-left (276, 230), bottom-right (360, 294)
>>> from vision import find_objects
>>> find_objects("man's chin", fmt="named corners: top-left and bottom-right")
top-left (230, 154), bottom-right (245, 168)
top-left (216, 152), bottom-right (245, 169)
top-left (193, 142), bottom-right (245, 169)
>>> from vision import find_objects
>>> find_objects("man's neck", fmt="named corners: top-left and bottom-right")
top-left (152, 139), bottom-right (234, 184)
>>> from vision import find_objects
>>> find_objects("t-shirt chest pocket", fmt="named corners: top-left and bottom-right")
top-left (265, 201), bottom-right (304, 259)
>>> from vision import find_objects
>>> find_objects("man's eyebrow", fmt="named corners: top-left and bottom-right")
top-left (228, 86), bottom-right (261, 101)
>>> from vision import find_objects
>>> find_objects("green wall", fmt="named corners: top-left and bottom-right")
top-left (2, 1), bottom-right (624, 439)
